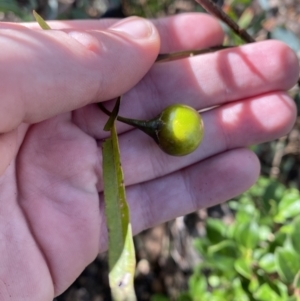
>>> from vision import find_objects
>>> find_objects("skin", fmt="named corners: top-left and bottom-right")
top-left (0, 13), bottom-right (298, 300)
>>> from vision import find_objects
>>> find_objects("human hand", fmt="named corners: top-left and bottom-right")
top-left (0, 13), bottom-right (298, 300)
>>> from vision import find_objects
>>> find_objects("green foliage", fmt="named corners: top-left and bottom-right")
top-left (184, 177), bottom-right (300, 301)
top-left (33, 10), bottom-right (51, 30)
top-left (223, 0), bottom-right (300, 52)
top-left (0, 0), bottom-right (22, 15)
top-left (102, 124), bottom-right (136, 301)
top-left (124, 0), bottom-right (174, 18)
top-left (153, 177), bottom-right (300, 300)
top-left (0, 0), bottom-right (43, 21)
top-left (101, 95), bottom-right (136, 301)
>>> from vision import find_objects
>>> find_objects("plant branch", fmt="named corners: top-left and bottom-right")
top-left (98, 103), bottom-right (135, 125)
top-left (194, 0), bottom-right (256, 43)
top-left (98, 103), bottom-right (161, 143)
top-left (156, 45), bottom-right (232, 62)
top-left (194, 0), bottom-right (300, 87)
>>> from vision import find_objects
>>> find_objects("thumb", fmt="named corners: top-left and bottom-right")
top-left (0, 17), bottom-right (160, 132)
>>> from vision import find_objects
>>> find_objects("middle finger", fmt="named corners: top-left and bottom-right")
top-left (75, 40), bottom-right (298, 137)
top-left (95, 90), bottom-right (296, 191)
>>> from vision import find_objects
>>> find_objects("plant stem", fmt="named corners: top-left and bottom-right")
top-left (98, 103), bottom-right (161, 143)
top-left (98, 103), bottom-right (143, 125)
top-left (194, 0), bottom-right (300, 88)
top-left (156, 45), bottom-right (232, 62)
top-left (194, 0), bottom-right (256, 43)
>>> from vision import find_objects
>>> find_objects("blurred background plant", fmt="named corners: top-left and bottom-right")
top-left (1, 0), bottom-right (300, 300)
top-left (169, 176), bottom-right (300, 301)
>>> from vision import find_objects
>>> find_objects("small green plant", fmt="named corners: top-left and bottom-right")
top-left (169, 177), bottom-right (300, 301)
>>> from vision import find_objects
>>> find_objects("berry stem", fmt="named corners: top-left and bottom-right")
top-left (98, 103), bottom-right (162, 143)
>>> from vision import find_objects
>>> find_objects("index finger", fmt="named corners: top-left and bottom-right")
top-left (0, 17), bottom-right (159, 132)
top-left (22, 13), bottom-right (225, 53)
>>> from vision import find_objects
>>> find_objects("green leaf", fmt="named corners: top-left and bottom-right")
top-left (177, 293), bottom-right (193, 301)
top-left (237, 8), bottom-right (254, 29)
top-left (206, 218), bottom-right (226, 243)
top-left (254, 283), bottom-right (282, 301)
top-left (258, 225), bottom-right (271, 241)
top-left (286, 298), bottom-right (297, 301)
top-left (261, 178), bottom-right (285, 215)
top-left (269, 232), bottom-right (287, 253)
top-left (233, 280), bottom-right (252, 301)
top-left (275, 189), bottom-right (300, 223)
top-left (234, 221), bottom-right (259, 249)
top-left (0, 0), bottom-right (23, 16)
top-left (188, 272), bottom-right (207, 298)
top-left (33, 10), bottom-right (51, 30)
top-left (293, 271), bottom-right (300, 290)
top-left (235, 209), bottom-right (254, 224)
top-left (207, 239), bottom-right (237, 258)
top-left (205, 255), bottom-right (236, 274)
top-left (258, 253), bottom-right (277, 273)
top-left (102, 124), bottom-right (136, 301)
top-left (249, 276), bottom-right (259, 293)
top-left (150, 294), bottom-right (170, 301)
top-left (234, 258), bottom-right (252, 279)
top-left (103, 96), bottom-right (121, 131)
top-left (193, 237), bottom-right (209, 256)
top-left (290, 216), bottom-right (300, 253)
top-left (275, 247), bottom-right (300, 284)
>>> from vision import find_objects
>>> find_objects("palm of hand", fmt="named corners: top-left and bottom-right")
top-left (1, 114), bottom-right (100, 298)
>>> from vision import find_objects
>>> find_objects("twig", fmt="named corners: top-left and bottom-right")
top-left (156, 45), bottom-right (232, 62)
top-left (194, 0), bottom-right (255, 43)
top-left (270, 136), bottom-right (287, 179)
top-left (194, 0), bottom-right (300, 87)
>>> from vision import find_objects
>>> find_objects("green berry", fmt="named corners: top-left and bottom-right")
top-left (99, 102), bottom-right (204, 156)
top-left (156, 104), bottom-right (204, 156)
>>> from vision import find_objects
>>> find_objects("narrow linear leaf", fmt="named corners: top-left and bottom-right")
top-left (102, 124), bottom-right (136, 301)
top-left (103, 96), bottom-right (121, 131)
top-left (237, 7), bottom-right (254, 29)
top-left (33, 10), bottom-right (51, 30)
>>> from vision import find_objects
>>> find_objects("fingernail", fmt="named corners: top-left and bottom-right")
top-left (110, 17), bottom-right (153, 39)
